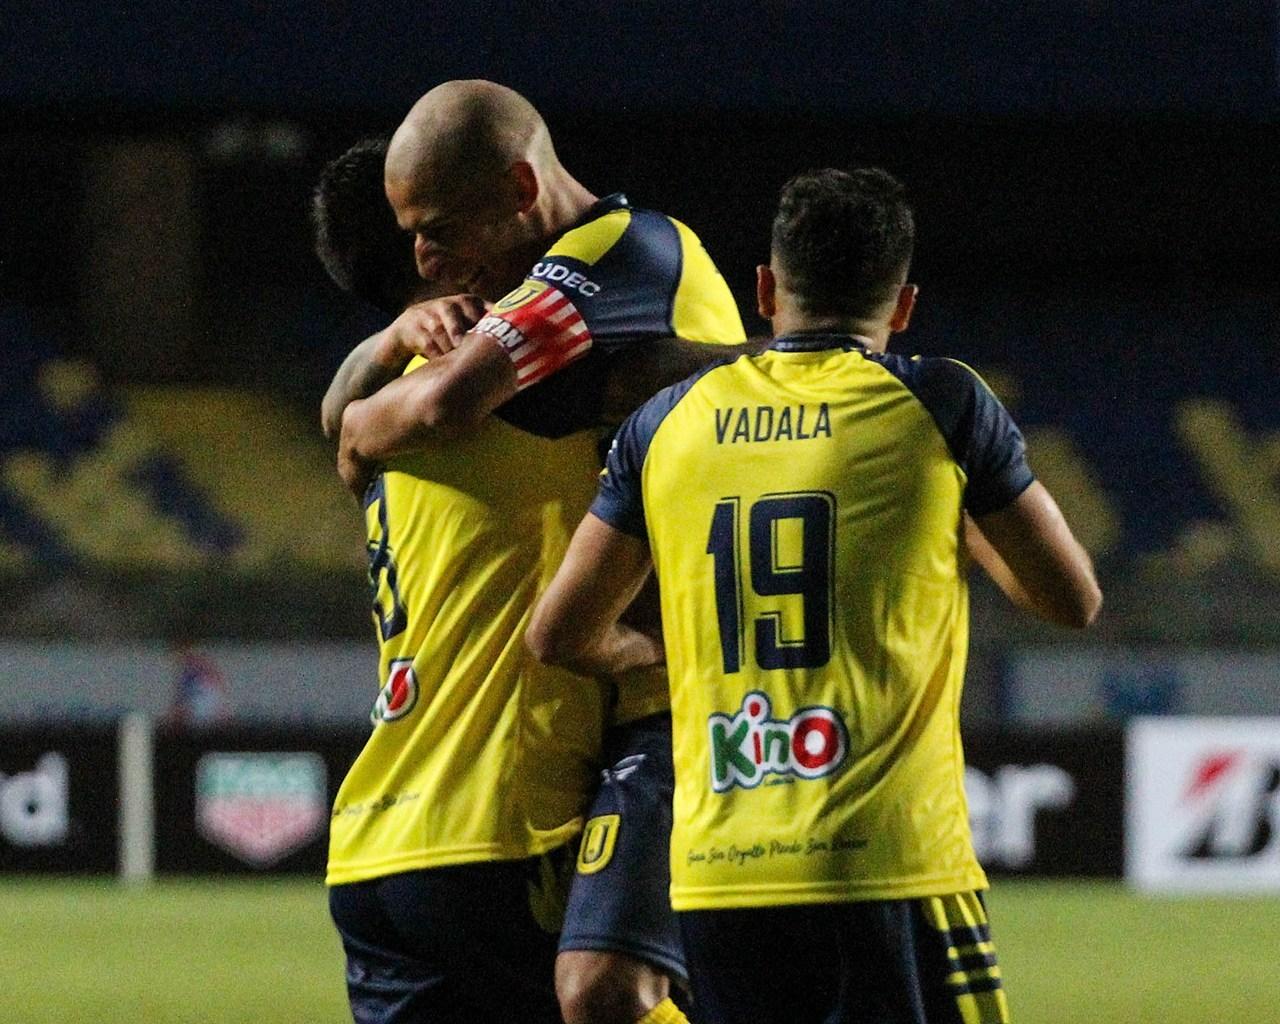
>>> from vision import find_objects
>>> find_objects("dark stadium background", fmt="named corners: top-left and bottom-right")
top-left (1, 3), bottom-right (1279, 1021)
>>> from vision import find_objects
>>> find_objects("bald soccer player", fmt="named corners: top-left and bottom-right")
top-left (321, 84), bottom-right (751, 1024)
top-left (314, 137), bottom-right (605, 1024)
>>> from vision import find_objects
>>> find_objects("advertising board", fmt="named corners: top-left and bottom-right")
top-left (152, 726), bottom-right (365, 874)
top-left (0, 726), bottom-right (118, 873)
top-left (1127, 717), bottom-right (1280, 893)
top-left (965, 729), bottom-right (1124, 877)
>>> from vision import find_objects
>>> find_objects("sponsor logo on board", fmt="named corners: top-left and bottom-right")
top-left (196, 752), bottom-right (326, 867)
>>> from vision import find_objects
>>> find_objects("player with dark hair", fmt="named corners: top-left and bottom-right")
top-left (312, 136), bottom-right (422, 316)
top-left (313, 137), bottom-right (603, 1024)
top-left (528, 167), bottom-right (1102, 1024)
top-left (312, 139), bottom-right (489, 439)
top-left (317, 83), bottom-right (751, 1024)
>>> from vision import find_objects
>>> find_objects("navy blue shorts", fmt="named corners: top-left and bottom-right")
top-left (329, 849), bottom-right (573, 1024)
top-left (558, 712), bottom-right (685, 982)
top-left (679, 891), bottom-right (1009, 1024)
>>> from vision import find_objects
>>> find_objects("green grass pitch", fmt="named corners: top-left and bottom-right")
top-left (2, 877), bottom-right (1277, 1022)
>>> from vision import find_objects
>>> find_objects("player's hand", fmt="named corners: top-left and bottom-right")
top-left (383, 294), bottom-right (488, 360)
top-left (337, 402), bottom-right (381, 503)
top-left (337, 441), bottom-right (380, 504)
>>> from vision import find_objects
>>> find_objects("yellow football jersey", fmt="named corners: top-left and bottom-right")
top-left (591, 334), bottom-right (1035, 910)
top-left (472, 191), bottom-right (746, 724)
top-left (329, 194), bottom-right (743, 883)
top-left (326, 398), bottom-right (604, 884)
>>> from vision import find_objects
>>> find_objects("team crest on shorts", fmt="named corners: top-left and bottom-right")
top-left (708, 691), bottom-right (848, 792)
top-left (577, 814), bottom-right (621, 874)
top-left (370, 658), bottom-right (418, 724)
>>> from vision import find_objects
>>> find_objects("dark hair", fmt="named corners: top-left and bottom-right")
top-left (770, 167), bottom-right (914, 319)
top-left (311, 137), bottom-right (420, 315)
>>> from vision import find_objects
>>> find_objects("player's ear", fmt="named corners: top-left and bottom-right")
top-left (756, 264), bottom-right (777, 320)
top-left (890, 283), bottom-right (918, 333)
top-left (509, 161), bottom-right (539, 216)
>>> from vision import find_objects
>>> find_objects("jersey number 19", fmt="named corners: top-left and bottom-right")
top-left (706, 491), bottom-right (835, 673)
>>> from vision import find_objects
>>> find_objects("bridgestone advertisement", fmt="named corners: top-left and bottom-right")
top-left (964, 729), bottom-right (1125, 877)
top-left (1127, 717), bottom-right (1280, 893)
top-left (0, 726), bottom-right (119, 873)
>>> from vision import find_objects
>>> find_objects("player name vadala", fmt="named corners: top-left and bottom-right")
top-left (714, 403), bottom-right (832, 444)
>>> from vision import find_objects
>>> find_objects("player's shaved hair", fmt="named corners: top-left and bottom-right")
top-left (312, 137), bottom-right (421, 314)
top-left (771, 168), bottom-right (914, 320)
top-left (386, 79), bottom-right (556, 197)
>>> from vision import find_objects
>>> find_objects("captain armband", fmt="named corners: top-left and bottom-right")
top-left (473, 285), bottom-right (594, 391)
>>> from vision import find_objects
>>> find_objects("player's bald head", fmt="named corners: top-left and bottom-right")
top-left (386, 80), bottom-right (553, 199)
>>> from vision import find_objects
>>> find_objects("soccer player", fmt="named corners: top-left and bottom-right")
top-left (318, 80), bottom-right (749, 1024)
top-left (333, 80), bottom-right (747, 496)
top-left (314, 135), bottom-right (605, 1024)
top-left (528, 168), bottom-right (1102, 1024)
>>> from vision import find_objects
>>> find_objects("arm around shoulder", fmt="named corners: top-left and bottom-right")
top-left (320, 294), bottom-right (491, 440)
top-left (971, 481), bottom-right (1102, 629)
top-left (339, 333), bottom-right (518, 458)
top-left (320, 329), bottom-right (412, 440)
top-left (334, 332), bottom-right (519, 499)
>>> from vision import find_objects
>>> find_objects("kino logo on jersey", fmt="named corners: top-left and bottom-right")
top-left (709, 691), bottom-right (848, 792)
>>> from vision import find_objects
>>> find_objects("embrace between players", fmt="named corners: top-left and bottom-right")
top-left (312, 80), bottom-right (1101, 1024)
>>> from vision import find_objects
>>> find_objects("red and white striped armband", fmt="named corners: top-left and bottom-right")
top-left (472, 285), bottom-right (594, 391)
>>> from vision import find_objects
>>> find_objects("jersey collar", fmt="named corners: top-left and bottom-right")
top-left (572, 192), bottom-right (629, 229)
top-left (770, 332), bottom-right (872, 353)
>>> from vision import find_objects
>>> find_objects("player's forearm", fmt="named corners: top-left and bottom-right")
top-left (974, 484), bottom-right (1103, 629)
top-left (321, 330), bottom-right (412, 440)
top-left (527, 513), bottom-right (657, 675)
top-left (537, 621), bottom-right (665, 680)
top-left (963, 514), bottom-right (1038, 613)
top-left (601, 336), bottom-right (770, 422)
top-left (338, 370), bottom-right (458, 465)
top-left (339, 335), bottom-right (517, 459)
top-left (1021, 550), bottom-right (1102, 628)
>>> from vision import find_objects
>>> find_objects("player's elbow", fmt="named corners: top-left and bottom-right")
top-left (524, 619), bottom-right (564, 668)
top-left (1067, 578), bottom-right (1103, 629)
top-left (525, 609), bottom-right (583, 669)
top-left (1039, 577), bottom-right (1103, 629)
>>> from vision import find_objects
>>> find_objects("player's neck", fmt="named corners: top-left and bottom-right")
top-left (771, 313), bottom-right (890, 353)
top-left (537, 167), bottom-right (598, 237)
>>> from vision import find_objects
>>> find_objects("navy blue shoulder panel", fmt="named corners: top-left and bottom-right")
top-left (590, 358), bottom-right (731, 537)
top-left (872, 353), bottom-right (1035, 516)
top-left (525, 202), bottom-right (681, 347)
top-left (584, 206), bottom-right (683, 351)
top-left (496, 200), bottom-right (684, 438)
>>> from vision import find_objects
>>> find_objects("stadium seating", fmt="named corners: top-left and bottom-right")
top-left (0, 309), bottom-right (361, 575)
top-left (3, 290), bottom-right (1278, 592)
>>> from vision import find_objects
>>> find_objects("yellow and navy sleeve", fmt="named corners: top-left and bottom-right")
top-left (477, 193), bottom-right (739, 439)
top-left (591, 363), bottom-right (725, 537)
top-left (873, 353), bottom-right (1035, 515)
